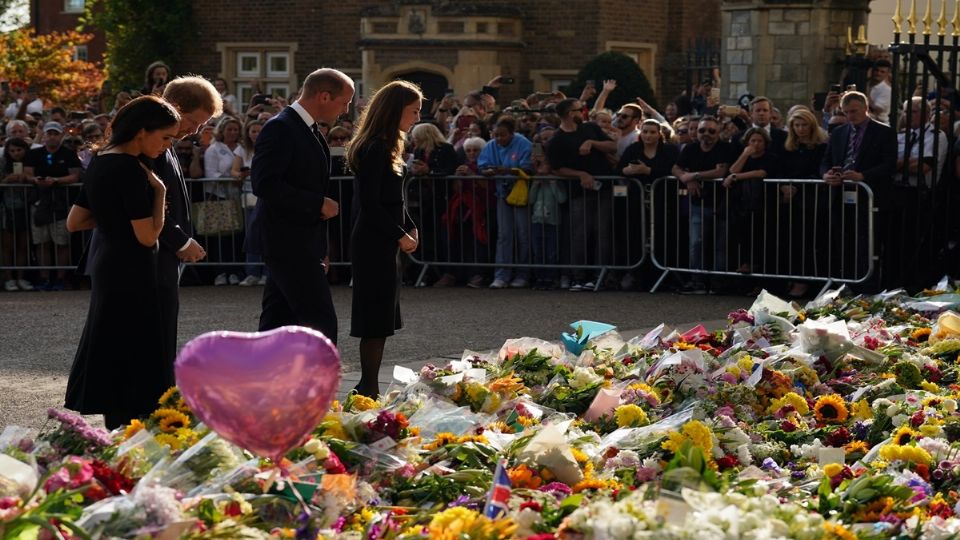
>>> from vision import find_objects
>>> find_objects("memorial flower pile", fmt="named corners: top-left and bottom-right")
top-left (10, 286), bottom-right (960, 538)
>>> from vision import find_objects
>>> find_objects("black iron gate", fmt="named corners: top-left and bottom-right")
top-left (885, 0), bottom-right (960, 290)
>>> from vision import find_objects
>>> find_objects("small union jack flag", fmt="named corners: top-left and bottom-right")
top-left (483, 458), bottom-right (512, 519)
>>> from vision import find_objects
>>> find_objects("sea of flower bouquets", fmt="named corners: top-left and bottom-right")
top-left (11, 287), bottom-right (960, 538)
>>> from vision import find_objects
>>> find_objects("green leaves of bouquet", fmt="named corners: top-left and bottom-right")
top-left (499, 348), bottom-right (555, 389)
top-left (661, 441), bottom-right (723, 493)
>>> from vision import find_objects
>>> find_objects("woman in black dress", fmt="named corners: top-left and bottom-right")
top-left (779, 108), bottom-right (828, 297)
top-left (65, 95), bottom-right (181, 428)
top-left (346, 80), bottom-right (423, 397)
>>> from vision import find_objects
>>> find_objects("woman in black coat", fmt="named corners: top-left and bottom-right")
top-left (346, 81), bottom-right (423, 397)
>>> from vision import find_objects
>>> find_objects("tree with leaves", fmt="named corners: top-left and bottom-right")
top-left (0, 28), bottom-right (103, 109)
top-left (568, 52), bottom-right (658, 112)
top-left (81, 0), bottom-right (194, 91)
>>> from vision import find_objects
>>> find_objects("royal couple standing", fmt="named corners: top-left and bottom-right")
top-left (65, 68), bottom-right (422, 428)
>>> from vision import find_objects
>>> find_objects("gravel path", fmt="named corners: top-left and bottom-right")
top-left (0, 285), bottom-right (749, 430)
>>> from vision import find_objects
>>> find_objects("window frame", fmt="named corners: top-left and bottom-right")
top-left (236, 52), bottom-right (261, 78)
top-left (63, 0), bottom-right (85, 14)
top-left (265, 52), bottom-right (290, 78)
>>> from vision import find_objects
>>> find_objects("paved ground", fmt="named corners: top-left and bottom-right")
top-left (0, 284), bottom-right (750, 430)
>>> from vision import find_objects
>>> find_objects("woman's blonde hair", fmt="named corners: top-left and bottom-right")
top-left (784, 108), bottom-right (827, 151)
top-left (347, 80), bottom-right (423, 174)
top-left (214, 115), bottom-right (242, 143)
top-left (411, 122), bottom-right (447, 153)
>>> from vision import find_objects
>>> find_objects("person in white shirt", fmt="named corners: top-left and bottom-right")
top-left (896, 96), bottom-right (947, 188)
top-left (4, 85), bottom-right (43, 119)
top-left (868, 59), bottom-right (892, 125)
top-left (203, 115), bottom-right (244, 286)
top-left (230, 119), bottom-right (265, 286)
top-left (213, 77), bottom-right (239, 117)
top-left (612, 103), bottom-right (642, 159)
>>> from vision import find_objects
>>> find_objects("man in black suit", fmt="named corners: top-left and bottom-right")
top-left (157, 76), bottom-right (222, 363)
top-left (249, 68), bottom-right (354, 343)
top-left (742, 96), bottom-right (787, 154)
top-left (820, 91), bottom-right (897, 286)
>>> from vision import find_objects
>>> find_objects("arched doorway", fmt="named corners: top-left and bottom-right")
top-left (393, 71), bottom-right (449, 117)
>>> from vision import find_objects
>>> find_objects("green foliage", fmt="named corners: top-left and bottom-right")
top-left (567, 51), bottom-right (657, 111)
top-left (81, 0), bottom-right (194, 90)
top-left (661, 440), bottom-right (722, 492)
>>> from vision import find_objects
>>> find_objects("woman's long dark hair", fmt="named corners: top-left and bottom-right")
top-left (101, 95), bottom-right (180, 152)
top-left (347, 80), bottom-right (423, 175)
top-left (3, 137), bottom-right (29, 174)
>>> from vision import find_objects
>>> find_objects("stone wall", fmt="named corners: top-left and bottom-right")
top-left (722, 0), bottom-right (868, 110)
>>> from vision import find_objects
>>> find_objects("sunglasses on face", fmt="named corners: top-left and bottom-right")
top-left (677, 128), bottom-right (689, 135)
top-left (698, 128), bottom-right (717, 134)
top-left (617, 112), bottom-right (636, 119)
top-left (330, 136), bottom-right (348, 142)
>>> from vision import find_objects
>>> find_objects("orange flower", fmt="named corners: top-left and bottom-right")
top-left (507, 464), bottom-right (542, 489)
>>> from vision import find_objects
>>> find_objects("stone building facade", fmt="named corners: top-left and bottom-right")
top-left (721, 0), bottom-right (871, 109)
top-left (31, 0), bottom-right (879, 113)
top-left (33, 0), bottom-right (722, 107)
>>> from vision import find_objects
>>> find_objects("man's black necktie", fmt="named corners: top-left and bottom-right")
top-left (311, 122), bottom-right (323, 142)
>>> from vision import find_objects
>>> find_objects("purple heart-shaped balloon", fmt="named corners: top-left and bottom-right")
top-left (175, 326), bottom-right (340, 462)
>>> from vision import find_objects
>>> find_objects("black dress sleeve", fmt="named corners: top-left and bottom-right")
top-left (116, 158), bottom-right (152, 220)
top-left (357, 140), bottom-right (406, 242)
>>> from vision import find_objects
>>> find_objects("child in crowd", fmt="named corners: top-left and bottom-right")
top-left (529, 157), bottom-right (566, 290)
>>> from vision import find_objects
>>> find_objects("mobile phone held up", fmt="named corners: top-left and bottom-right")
top-left (813, 92), bottom-right (828, 111)
top-left (252, 94), bottom-right (270, 107)
top-left (500, 76), bottom-right (515, 84)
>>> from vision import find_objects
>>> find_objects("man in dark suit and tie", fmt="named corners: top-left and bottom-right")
top-left (820, 91), bottom-right (897, 287)
top-left (157, 76), bottom-right (222, 364)
top-left (249, 68), bottom-right (354, 343)
top-left (744, 96), bottom-right (787, 154)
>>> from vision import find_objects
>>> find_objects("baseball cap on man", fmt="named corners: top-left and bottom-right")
top-left (44, 121), bottom-right (64, 133)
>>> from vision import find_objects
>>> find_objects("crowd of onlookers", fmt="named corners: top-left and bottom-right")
top-left (0, 57), bottom-right (955, 295)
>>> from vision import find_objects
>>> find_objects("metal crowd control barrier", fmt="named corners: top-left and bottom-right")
top-left (403, 174), bottom-right (648, 291)
top-left (184, 177), bottom-right (355, 270)
top-left (648, 176), bottom-right (876, 294)
top-left (0, 182), bottom-right (83, 271)
top-left (0, 178), bottom-right (357, 275)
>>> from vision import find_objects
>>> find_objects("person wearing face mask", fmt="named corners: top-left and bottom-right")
top-left (546, 98), bottom-right (617, 292)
